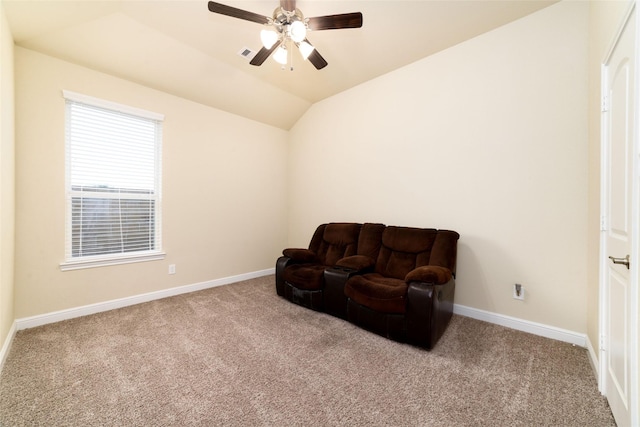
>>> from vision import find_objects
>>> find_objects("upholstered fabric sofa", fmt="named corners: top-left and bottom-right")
top-left (275, 222), bottom-right (460, 349)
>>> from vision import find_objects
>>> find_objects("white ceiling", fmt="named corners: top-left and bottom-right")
top-left (3, 0), bottom-right (557, 129)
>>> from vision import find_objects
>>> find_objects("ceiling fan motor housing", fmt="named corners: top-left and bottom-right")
top-left (271, 7), bottom-right (307, 41)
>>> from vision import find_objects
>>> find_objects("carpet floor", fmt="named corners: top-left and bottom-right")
top-left (0, 275), bottom-right (615, 426)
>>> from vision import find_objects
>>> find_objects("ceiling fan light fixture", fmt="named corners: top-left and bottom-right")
top-left (207, 1), bottom-right (364, 70)
top-left (298, 41), bottom-right (314, 60)
top-left (289, 20), bottom-right (306, 43)
top-left (260, 29), bottom-right (279, 49)
top-left (273, 45), bottom-right (288, 65)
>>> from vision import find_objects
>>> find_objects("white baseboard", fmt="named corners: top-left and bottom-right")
top-left (15, 268), bottom-right (274, 331)
top-left (453, 303), bottom-right (587, 347)
top-left (585, 335), bottom-right (604, 393)
top-left (0, 321), bottom-right (17, 373)
top-left (11, 273), bottom-right (588, 351)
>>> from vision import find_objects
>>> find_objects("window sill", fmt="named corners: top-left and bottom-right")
top-left (60, 252), bottom-right (166, 271)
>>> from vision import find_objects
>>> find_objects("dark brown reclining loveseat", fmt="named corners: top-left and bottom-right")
top-left (275, 222), bottom-right (459, 349)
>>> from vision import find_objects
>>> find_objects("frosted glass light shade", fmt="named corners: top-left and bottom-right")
top-left (273, 46), bottom-right (288, 65)
top-left (260, 29), bottom-right (279, 49)
top-left (298, 41), bottom-right (314, 60)
top-left (289, 20), bottom-right (306, 43)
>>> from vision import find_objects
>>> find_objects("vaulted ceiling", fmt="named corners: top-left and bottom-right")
top-left (3, 0), bottom-right (557, 129)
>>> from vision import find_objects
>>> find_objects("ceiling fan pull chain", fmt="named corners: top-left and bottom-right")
top-left (282, 40), bottom-right (288, 70)
top-left (290, 40), bottom-right (295, 71)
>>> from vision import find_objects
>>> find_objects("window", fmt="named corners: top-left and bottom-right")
top-left (61, 91), bottom-right (164, 270)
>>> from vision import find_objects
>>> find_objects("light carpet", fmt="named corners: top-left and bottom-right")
top-left (0, 275), bottom-right (615, 426)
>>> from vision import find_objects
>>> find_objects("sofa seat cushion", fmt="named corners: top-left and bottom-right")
top-left (344, 273), bottom-right (408, 314)
top-left (282, 264), bottom-right (327, 290)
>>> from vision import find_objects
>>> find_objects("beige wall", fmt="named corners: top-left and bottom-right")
top-left (13, 47), bottom-right (288, 318)
top-left (586, 0), bottom-right (634, 358)
top-left (5, 0), bottom-right (628, 345)
top-left (288, 1), bottom-right (590, 333)
top-left (0, 5), bottom-right (16, 351)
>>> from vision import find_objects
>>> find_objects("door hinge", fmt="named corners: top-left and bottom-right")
top-left (602, 95), bottom-right (610, 112)
top-left (600, 215), bottom-right (607, 231)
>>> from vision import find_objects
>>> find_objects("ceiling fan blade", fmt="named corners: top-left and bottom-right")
top-left (207, 1), bottom-right (269, 25)
top-left (306, 12), bottom-right (363, 31)
top-left (250, 40), bottom-right (282, 66)
top-left (280, 0), bottom-right (296, 12)
top-left (304, 40), bottom-right (328, 70)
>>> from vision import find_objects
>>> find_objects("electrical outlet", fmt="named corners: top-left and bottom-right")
top-left (513, 283), bottom-right (524, 300)
top-left (169, 264), bottom-right (176, 275)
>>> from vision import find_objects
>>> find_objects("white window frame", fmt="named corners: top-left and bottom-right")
top-left (60, 90), bottom-right (165, 271)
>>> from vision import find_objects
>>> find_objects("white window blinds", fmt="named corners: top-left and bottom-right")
top-left (62, 91), bottom-right (163, 269)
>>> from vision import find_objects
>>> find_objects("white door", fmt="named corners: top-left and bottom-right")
top-left (601, 4), bottom-right (637, 427)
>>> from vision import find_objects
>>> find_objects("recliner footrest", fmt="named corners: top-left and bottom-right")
top-left (347, 299), bottom-right (405, 342)
top-left (284, 281), bottom-right (324, 311)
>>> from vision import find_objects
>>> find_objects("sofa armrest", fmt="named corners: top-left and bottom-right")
top-left (406, 278), bottom-right (456, 349)
top-left (282, 248), bottom-right (316, 263)
top-left (336, 255), bottom-right (376, 272)
top-left (275, 256), bottom-right (294, 296)
top-left (324, 266), bottom-right (362, 319)
top-left (405, 265), bottom-right (452, 285)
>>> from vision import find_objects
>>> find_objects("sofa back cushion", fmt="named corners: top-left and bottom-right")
top-left (375, 227), bottom-right (437, 279)
top-left (357, 223), bottom-right (386, 259)
top-left (373, 227), bottom-right (461, 279)
top-left (308, 223), bottom-right (361, 266)
top-left (429, 230), bottom-right (460, 275)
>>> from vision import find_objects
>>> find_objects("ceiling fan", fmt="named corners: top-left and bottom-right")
top-left (207, 0), bottom-right (363, 70)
